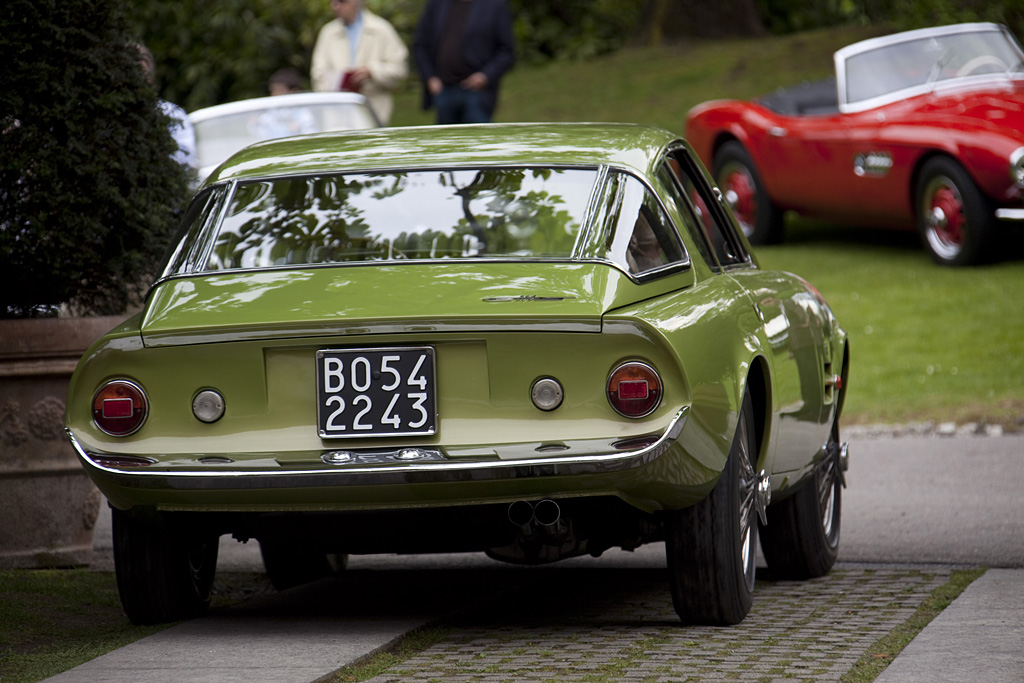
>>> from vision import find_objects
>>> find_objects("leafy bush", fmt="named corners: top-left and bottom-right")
top-left (855, 0), bottom-right (1024, 37)
top-left (0, 0), bottom-right (192, 317)
top-left (130, 0), bottom-right (329, 112)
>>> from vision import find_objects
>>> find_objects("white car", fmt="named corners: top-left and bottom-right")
top-left (188, 92), bottom-right (380, 181)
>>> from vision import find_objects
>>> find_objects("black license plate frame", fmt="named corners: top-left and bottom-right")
top-left (316, 347), bottom-right (436, 439)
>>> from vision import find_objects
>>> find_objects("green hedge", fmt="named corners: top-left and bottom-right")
top-left (1, 0), bottom-right (191, 316)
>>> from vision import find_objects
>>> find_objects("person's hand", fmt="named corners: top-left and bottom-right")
top-left (347, 67), bottom-right (371, 90)
top-left (461, 72), bottom-right (488, 91)
top-left (427, 76), bottom-right (444, 96)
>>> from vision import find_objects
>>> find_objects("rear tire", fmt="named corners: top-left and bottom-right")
top-left (714, 141), bottom-right (785, 245)
top-left (112, 508), bottom-right (218, 625)
top-left (665, 390), bottom-right (758, 625)
top-left (759, 424), bottom-right (842, 579)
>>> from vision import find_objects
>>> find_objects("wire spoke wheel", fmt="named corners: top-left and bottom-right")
top-left (736, 420), bottom-right (758, 590)
top-left (759, 428), bottom-right (843, 580)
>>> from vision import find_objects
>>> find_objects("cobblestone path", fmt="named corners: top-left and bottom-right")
top-left (365, 566), bottom-right (951, 682)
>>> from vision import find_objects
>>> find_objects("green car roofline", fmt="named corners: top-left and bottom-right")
top-left (67, 406), bottom-right (689, 504)
top-left (205, 123), bottom-right (680, 186)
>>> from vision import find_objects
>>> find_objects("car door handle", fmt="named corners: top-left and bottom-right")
top-left (769, 126), bottom-right (788, 137)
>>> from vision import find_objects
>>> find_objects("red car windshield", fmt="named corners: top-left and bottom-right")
top-left (844, 27), bottom-right (1022, 106)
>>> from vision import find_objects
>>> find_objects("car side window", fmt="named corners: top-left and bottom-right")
top-left (654, 164), bottom-right (718, 271)
top-left (602, 171), bottom-right (688, 278)
top-left (663, 150), bottom-right (750, 269)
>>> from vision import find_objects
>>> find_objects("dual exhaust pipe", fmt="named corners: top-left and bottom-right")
top-left (508, 499), bottom-right (563, 536)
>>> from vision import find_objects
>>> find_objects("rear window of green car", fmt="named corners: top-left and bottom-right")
top-left (199, 168), bottom-right (597, 271)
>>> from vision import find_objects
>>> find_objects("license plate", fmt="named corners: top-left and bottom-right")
top-left (316, 347), bottom-right (436, 439)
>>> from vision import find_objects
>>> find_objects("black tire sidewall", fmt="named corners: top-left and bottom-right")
top-left (916, 156), bottom-right (994, 266)
top-left (112, 508), bottom-right (218, 625)
top-left (759, 448), bottom-right (841, 579)
top-left (665, 390), bottom-right (757, 625)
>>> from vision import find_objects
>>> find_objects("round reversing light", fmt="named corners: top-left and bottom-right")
top-left (92, 379), bottom-right (148, 436)
top-left (607, 361), bottom-right (662, 418)
top-left (192, 389), bottom-right (225, 423)
top-left (531, 377), bottom-right (564, 411)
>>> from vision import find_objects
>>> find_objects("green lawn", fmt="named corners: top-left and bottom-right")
top-left (392, 25), bottom-right (1024, 428)
top-left (758, 221), bottom-right (1024, 426)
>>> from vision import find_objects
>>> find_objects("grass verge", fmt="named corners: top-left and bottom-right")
top-left (393, 24), bottom-right (1024, 429)
top-left (327, 626), bottom-right (453, 683)
top-left (0, 570), bottom-right (273, 683)
top-left (841, 568), bottom-right (986, 682)
top-left (757, 220), bottom-right (1024, 428)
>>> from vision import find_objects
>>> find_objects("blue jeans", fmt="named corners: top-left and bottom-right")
top-left (435, 86), bottom-right (491, 125)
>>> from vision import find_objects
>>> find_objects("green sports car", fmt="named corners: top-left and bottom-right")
top-left (66, 123), bottom-right (850, 626)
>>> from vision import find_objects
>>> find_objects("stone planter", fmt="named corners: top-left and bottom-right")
top-left (0, 316), bottom-right (126, 568)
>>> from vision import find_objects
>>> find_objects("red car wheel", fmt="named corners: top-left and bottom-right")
top-left (713, 141), bottom-right (784, 244)
top-left (722, 166), bottom-right (757, 231)
top-left (922, 179), bottom-right (966, 258)
top-left (916, 156), bottom-right (995, 266)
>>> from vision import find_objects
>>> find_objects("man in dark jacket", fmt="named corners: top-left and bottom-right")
top-left (413, 0), bottom-right (516, 124)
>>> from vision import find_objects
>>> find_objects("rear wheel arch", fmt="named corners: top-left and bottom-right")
top-left (909, 149), bottom-right (991, 207)
top-left (908, 149), bottom-right (952, 212)
top-left (835, 340), bottom-right (851, 422)
top-left (743, 358), bottom-right (771, 470)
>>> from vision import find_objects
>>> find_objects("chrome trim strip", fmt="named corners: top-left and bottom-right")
top-left (996, 208), bottom-right (1024, 221)
top-left (140, 317), bottom-right (603, 348)
top-left (67, 407), bottom-right (688, 491)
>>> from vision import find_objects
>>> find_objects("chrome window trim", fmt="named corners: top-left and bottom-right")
top-left (662, 143), bottom-right (754, 270)
top-left (597, 166), bottom-right (693, 277)
top-left (573, 164), bottom-right (610, 262)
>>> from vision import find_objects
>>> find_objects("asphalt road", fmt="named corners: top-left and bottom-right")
top-left (90, 431), bottom-right (1024, 573)
top-left (841, 431), bottom-right (1024, 568)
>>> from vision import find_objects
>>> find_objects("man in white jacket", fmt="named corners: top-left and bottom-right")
top-left (311, 0), bottom-right (409, 125)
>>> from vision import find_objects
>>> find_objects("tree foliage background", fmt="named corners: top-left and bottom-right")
top-left (0, 0), bottom-right (192, 316)
top-left (4, 0), bottom-right (1024, 317)
top-left (135, 0), bottom-right (1024, 113)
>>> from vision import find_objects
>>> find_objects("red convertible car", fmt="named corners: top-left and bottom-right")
top-left (686, 22), bottom-right (1024, 265)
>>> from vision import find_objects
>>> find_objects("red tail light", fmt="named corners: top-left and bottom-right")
top-left (92, 380), bottom-right (148, 436)
top-left (607, 362), bottom-right (662, 418)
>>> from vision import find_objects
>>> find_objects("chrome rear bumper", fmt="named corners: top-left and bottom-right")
top-left (996, 208), bottom-right (1024, 221)
top-left (67, 407), bottom-right (689, 493)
